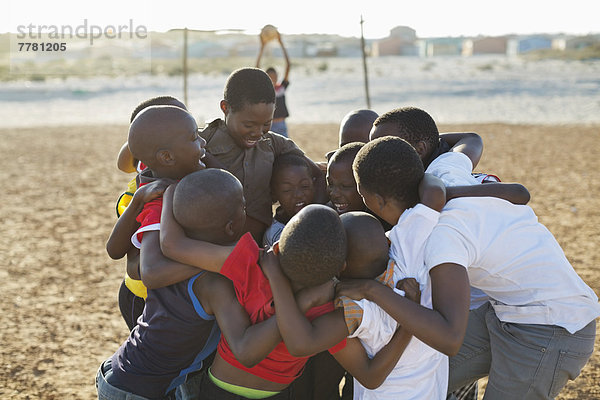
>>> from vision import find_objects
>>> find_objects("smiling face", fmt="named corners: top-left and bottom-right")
top-left (327, 159), bottom-right (365, 214)
top-left (272, 164), bottom-right (315, 220)
top-left (222, 100), bottom-right (275, 149)
top-left (169, 119), bottom-right (207, 178)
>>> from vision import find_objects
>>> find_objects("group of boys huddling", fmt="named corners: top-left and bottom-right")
top-left (97, 67), bottom-right (600, 400)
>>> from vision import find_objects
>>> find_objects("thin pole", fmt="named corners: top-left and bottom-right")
top-left (360, 15), bottom-right (371, 109)
top-left (183, 28), bottom-right (188, 106)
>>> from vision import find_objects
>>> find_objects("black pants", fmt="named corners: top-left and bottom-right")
top-left (289, 351), bottom-right (352, 400)
top-left (197, 370), bottom-right (294, 400)
top-left (118, 279), bottom-right (145, 331)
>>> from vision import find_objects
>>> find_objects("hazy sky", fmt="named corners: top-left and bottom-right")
top-left (5, 0), bottom-right (599, 38)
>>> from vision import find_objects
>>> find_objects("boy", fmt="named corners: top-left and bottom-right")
top-left (105, 105), bottom-right (209, 290)
top-left (321, 109), bottom-right (378, 171)
top-left (108, 95), bottom-right (187, 331)
top-left (369, 106), bottom-right (528, 349)
top-left (97, 135), bottom-right (283, 398)
top-left (256, 30), bottom-right (291, 137)
top-left (339, 109), bottom-right (379, 147)
top-left (327, 142), bottom-right (368, 215)
top-left (116, 95), bottom-right (188, 174)
top-left (159, 202), bottom-right (351, 398)
top-left (263, 153), bottom-right (316, 247)
top-left (338, 136), bottom-right (600, 399)
top-left (369, 106), bottom-right (482, 171)
top-left (199, 67), bottom-right (326, 243)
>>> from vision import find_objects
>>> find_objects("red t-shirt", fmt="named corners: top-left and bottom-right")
top-left (218, 233), bottom-right (346, 384)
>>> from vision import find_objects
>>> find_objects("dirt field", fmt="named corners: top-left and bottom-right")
top-left (0, 122), bottom-right (598, 399)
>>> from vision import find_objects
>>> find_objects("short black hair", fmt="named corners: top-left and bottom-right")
top-left (353, 136), bottom-right (424, 207)
top-left (278, 204), bottom-right (346, 288)
top-left (224, 68), bottom-right (276, 112)
top-left (173, 169), bottom-right (244, 237)
top-left (328, 142), bottom-right (364, 167)
top-left (373, 107), bottom-right (438, 151)
top-left (271, 153), bottom-right (311, 188)
top-left (130, 96), bottom-right (186, 123)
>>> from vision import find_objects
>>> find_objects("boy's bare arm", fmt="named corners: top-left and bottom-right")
top-left (439, 132), bottom-right (483, 168)
top-left (336, 263), bottom-right (470, 356)
top-left (255, 36), bottom-right (266, 68)
top-left (116, 142), bottom-right (138, 173)
top-left (331, 278), bottom-right (419, 390)
top-left (446, 182), bottom-right (530, 205)
top-left (139, 231), bottom-right (204, 289)
top-left (418, 174), bottom-right (447, 212)
top-left (159, 184), bottom-right (235, 273)
top-left (261, 250), bottom-right (348, 357)
top-left (106, 178), bottom-right (174, 259)
top-left (333, 329), bottom-right (412, 390)
top-left (278, 34), bottom-right (291, 82)
top-left (204, 274), bottom-right (281, 368)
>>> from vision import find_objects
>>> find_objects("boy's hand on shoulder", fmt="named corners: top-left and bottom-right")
top-left (335, 278), bottom-right (378, 301)
top-left (396, 278), bottom-right (421, 304)
top-left (135, 178), bottom-right (177, 204)
top-left (259, 247), bottom-right (286, 282)
top-left (296, 278), bottom-right (336, 312)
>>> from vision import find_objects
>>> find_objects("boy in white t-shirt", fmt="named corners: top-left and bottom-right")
top-left (338, 202), bottom-right (449, 399)
top-left (339, 136), bottom-right (600, 399)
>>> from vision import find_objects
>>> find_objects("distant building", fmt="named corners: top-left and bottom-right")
top-left (463, 36), bottom-right (508, 56)
top-left (372, 26), bottom-right (418, 56)
top-left (420, 37), bottom-right (464, 57)
top-left (553, 35), bottom-right (600, 51)
top-left (507, 35), bottom-right (552, 55)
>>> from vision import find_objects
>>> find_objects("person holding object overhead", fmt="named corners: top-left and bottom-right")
top-left (256, 25), bottom-right (291, 138)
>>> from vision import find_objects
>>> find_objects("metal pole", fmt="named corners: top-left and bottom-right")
top-left (183, 28), bottom-right (188, 106)
top-left (360, 15), bottom-right (371, 109)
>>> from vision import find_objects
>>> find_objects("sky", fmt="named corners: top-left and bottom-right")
top-left (4, 0), bottom-right (599, 39)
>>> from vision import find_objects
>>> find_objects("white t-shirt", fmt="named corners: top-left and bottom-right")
top-left (425, 151), bottom-right (489, 309)
top-left (425, 151), bottom-right (479, 187)
top-left (351, 204), bottom-right (448, 400)
top-left (424, 196), bottom-right (600, 333)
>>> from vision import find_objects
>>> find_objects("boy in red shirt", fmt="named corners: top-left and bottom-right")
top-left (160, 199), bottom-right (410, 399)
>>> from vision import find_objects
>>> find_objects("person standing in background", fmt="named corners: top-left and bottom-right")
top-left (256, 25), bottom-right (292, 138)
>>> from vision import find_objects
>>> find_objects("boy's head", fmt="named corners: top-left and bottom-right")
top-left (130, 95), bottom-right (186, 123)
top-left (339, 109), bottom-right (379, 147)
top-left (265, 67), bottom-right (278, 86)
top-left (278, 204), bottom-right (346, 289)
top-left (369, 107), bottom-right (439, 162)
top-left (172, 169), bottom-right (246, 245)
top-left (220, 67), bottom-right (276, 149)
top-left (353, 136), bottom-right (424, 226)
top-left (340, 212), bottom-right (389, 280)
top-left (327, 142), bottom-right (365, 214)
top-left (271, 154), bottom-right (315, 220)
top-left (128, 105), bottom-right (205, 180)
